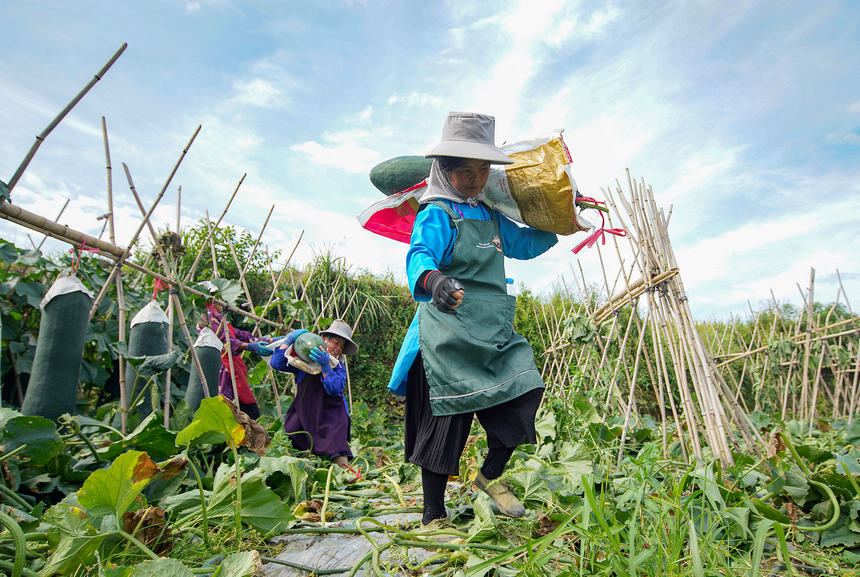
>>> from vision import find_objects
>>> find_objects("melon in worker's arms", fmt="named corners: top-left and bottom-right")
top-left (293, 332), bottom-right (326, 363)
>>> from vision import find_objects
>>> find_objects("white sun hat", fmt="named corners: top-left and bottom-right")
top-left (425, 112), bottom-right (513, 165)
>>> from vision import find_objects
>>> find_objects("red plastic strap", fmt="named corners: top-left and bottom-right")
top-left (345, 464), bottom-right (363, 483)
top-left (571, 227), bottom-right (627, 254)
top-left (152, 277), bottom-right (166, 299)
top-left (68, 239), bottom-right (99, 271)
top-left (571, 207), bottom-right (626, 254)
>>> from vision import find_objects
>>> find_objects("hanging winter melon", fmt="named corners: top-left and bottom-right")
top-left (126, 300), bottom-right (168, 416)
top-left (184, 327), bottom-right (223, 411)
top-left (21, 275), bottom-right (92, 420)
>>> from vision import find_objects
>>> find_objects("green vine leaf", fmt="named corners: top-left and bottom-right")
top-left (198, 464), bottom-right (295, 533)
top-left (128, 558), bottom-right (194, 577)
top-left (215, 550), bottom-right (264, 577)
top-left (40, 502), bottom-right (104, 577)
top-left (1, 415), bottom-right (63, 465)
top-left (77, 450), bottom-right (159, 523)
top-left (175, 396), bottom-right (245, 449)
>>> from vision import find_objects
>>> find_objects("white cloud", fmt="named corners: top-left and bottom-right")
top-left (185, 2), bottom-right (201, 13)
top-left (232, 78), bottom-right (284, 108)
top-left (387, 92), bottom-right (442, 108)
top-left (235, 134), bottom-right (262, 148)
top-left (660, 148), bottom-right (740, 204)
top-left (291, 131), bottom-right (384, 174)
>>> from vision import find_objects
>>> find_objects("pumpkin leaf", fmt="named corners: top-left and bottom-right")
top-left (469, 491), bottom-right (498, 542)
top-left (175, 396), bottom-right (245, 448)
top-left (0, 407), bottom-right (22, 430)
top-left (136, 350), bottom-right (184, 377)
top-left (77, 450), bottom-right (159, 523)
top-left (40, 502), bottom-right (104, 577)
top-left (560, 312), bottom-right (596, 343)
top-left (258, 455), bottom-right (310, 505)
top-left (201, 464), bottom-right (295, 533)
top-left (214, 550), bottom-right (264, 577)
top-left (14, 280), bottom-right (46, 308)
top-left (509, 464), bottom-right (552, 507)
top-left (16, 249), bottom-right (42, 266)
top-left (128, 558), bottom-right (194, 577)
top-left (845, 421), bottom-right (860, 448)
top-left (98, 413), bottom-right (177, 461)
top-left (782, 469), bottom-right (810, 503)
top-left (534, 408), bottom-right (556, 443)
top-left (837, 448), bottom-right (860, 476)
top-left (2, 415), bottom-right (63, 465)
top-left (0, 241), bottom-right (17, 263)
top-left (820, 516), bottom-right (860, 548)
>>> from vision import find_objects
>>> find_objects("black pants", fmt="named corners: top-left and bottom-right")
top-left (240, 401), bottom-right (260, 420)
top-left (404, 352), bottom-right (543, 476)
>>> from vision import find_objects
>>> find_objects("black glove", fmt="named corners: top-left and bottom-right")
top-left (422, 270), bottom-right (464, 314)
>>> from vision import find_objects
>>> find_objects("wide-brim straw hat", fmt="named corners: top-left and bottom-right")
top-left (321, 319), bottom-right (358, 355)
top-left (425, 112), bottom-right (513, 165)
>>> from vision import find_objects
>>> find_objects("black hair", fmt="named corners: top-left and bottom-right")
top-left (436, 156), bottom-right (471, 173)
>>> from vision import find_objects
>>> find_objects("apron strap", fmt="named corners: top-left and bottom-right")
top-left (424, 199), bottom-right (460, 220)
top-left (424, 200), bottom-right (504, 252)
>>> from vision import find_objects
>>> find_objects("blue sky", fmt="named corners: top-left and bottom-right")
top-left (1, 0), bottom-right (858, 321)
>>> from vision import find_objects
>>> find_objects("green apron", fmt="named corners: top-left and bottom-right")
top-left (419, 201), bottom-right (544, 416)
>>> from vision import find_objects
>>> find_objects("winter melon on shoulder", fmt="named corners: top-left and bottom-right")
top-left (369, 156), bottom-right (433, 196)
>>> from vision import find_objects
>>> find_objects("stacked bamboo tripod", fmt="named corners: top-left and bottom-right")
top-left (542, 171), bottom-right (764, 466)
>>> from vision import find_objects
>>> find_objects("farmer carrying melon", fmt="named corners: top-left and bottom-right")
top-left (389, 112), bottom-right (558, 530)
top-left (202, 282), bottom-right (273, 419)
top-left (269, 320), bottom-right (358, 470)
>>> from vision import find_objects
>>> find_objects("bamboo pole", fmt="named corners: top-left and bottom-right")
top-left (101, 117), bottom-right (130, 433)
top-left (800, 269), bottom-right (815, 419)
top-left (237, 205), bottom-right (274, 283)
top-left (715, 316), bottom-right (860, 365)
top-left (182, 174), bottom-right (245, 284)
top-left (34, 199), bottom-right (70, 252)
top-left (848, 341), bottom-right (860, 424)
top-left (250, 230), bottom-right (304, 336)
top-left (617, 303), bottom-right (652, 467)
top-left (162, 185), bottom-right (182, 427)
top-left (124, 165), bottom-right (216, 408)
top-left (205, 211), bottom-right (220, 278)
top-left (0, 200), bottom-right (125, 258)
top-left (5, 44), bottom-right (127, 192)
top-left (89, 127), bottom-right (201, 318)
top-left (226, 236), bottom-right (284, 422)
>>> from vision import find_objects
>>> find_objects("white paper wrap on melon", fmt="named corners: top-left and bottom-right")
top-left (270, 336), bottom-right (339, 376)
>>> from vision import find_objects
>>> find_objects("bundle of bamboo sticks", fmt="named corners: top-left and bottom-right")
top-left (541, 171), bottom-right (765, 466)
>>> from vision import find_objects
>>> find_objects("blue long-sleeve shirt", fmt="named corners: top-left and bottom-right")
top-left (270, 350), bottom-right (347, 398)
top-left (387, 200), bottom-right (557, 395)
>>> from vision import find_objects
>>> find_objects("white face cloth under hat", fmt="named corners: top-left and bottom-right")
top-left (421, 160), bottom-right (481, 206)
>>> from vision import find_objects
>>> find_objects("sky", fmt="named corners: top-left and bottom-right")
top-left (0, 0), bottom-right (858, 322)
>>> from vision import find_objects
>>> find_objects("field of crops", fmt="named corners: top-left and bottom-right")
top-left (0, 224), bottom-right (858, 577)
